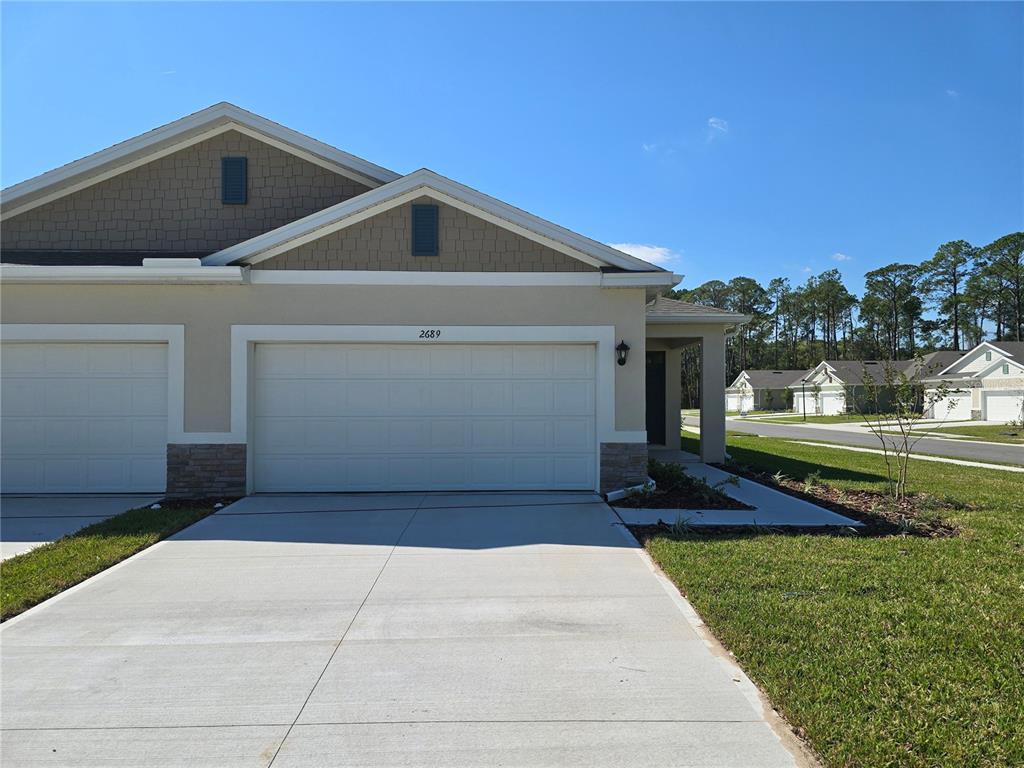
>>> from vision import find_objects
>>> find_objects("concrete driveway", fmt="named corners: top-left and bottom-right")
top-left (0, 495), bottom-right (162, 560)
top-left (1, 493), bottom-right (798, 767)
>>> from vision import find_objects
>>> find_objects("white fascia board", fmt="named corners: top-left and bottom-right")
top-left (935, 341), bottom-right (1006, 376)
top-left (0, 102), bottom-right (399, 219)
top-left (0, 264), bottom-right (245, 284)
top-left (203, 169), bottom-right (669, 273)
top-left (973, 356), bottom-right (1024, 379)
top-left (247, 269), bottom-right (678, 288)
top-left (645, 313), bottom-right (752, 325)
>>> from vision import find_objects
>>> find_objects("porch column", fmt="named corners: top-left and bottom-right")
top-left (663, 348), bottom-right (682, 450)
top-left (699, 332), bottom-right (727, 463)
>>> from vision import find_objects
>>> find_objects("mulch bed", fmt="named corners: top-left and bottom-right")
top-left (611, 459), bottom-right (752, 511)
top-left (713, 463), bottom-right (961, 537)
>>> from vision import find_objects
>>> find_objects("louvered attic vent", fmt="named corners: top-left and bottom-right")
top-left (222, 157), bottom-right (248, 204)
top-left (411, 204), bottom-right (439, 256)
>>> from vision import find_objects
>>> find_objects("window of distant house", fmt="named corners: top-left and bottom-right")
top-left (985, 350), bottom-right (992, 362)
top-left (222, 157), bottom-right (248, 204)
top-left (1004, 364), bottom-right (1010, 375)
top-left (411, 204), bottom-right (439, 256)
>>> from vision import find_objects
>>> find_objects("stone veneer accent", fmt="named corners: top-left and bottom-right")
top-left (255, 196), bottom-right (597, 272)
top-left (600, 442), bottom-right (649, 494)
top-left (2, 130), bottom-right (369, 253)
top-left (166, 444), bottom-right (246, 499)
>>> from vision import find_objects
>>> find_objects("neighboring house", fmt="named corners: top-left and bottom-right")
top-left (789, 352), bottom-right (967, 417)
top-left (725, 369), bottom-right (804, 412)
top-left (0, 103), bottom-right (747, 497)
top-left (923, 341), bottom-right (1024, 422)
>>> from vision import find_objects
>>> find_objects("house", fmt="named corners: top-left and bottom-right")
top-left (789, 352), bottom-right (967, 417)
top-left (725, 369), bottom-right (804, 412)
top-left (923, 341), bottom-right (1024, 422)
top-left (0, 103), bottom-right (748, 497)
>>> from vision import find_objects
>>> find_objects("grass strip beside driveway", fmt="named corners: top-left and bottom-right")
top-left (639, 433), bottom-right (1024, 768)
top-left (1, 501), bottom-right (218, 621)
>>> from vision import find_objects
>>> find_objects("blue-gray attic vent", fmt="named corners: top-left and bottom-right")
top-left (411, 204), bottom-right (439, 256)
top-left (221, 157), bottom-right (248, 204)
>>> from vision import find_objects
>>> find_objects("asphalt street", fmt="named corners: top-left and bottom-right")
top-left (683, 416), bottom-right (1024, 467)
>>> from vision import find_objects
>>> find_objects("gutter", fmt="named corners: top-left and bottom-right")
top-left (0, 259), bottom-right (245, 285)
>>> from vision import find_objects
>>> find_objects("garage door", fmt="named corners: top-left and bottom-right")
top-left (253, 343), bottom-right (597, 492)
top-left (793, 393), bottom-right (814, 415)
top-left (983, 391), bottom-right (1024, 422)
top-left (1, 343), bottom-right (168, 493)
top-left (932, 392), bottom-right (971, 421)
top-left (726, 394), bottom-right (752, 412)
top-left (819, 392), bottom-right (846, 415)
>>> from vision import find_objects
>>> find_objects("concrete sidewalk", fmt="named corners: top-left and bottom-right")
top-left (1, 492), bottom-right (800, 767)
top-left (621, 450), bottom-right (860, 527)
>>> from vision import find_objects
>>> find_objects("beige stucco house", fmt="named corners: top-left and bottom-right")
top-left (0, 103), bottom-right (746, 497)
top-left (725, 369), bottom-right (803, 413)
top-left (923, 341), bottom-right (1024, 422)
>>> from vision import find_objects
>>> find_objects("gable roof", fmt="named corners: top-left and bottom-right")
top-left (933, 340), bottom-right (1024, 377)
top-left (203, 168), bottom-right (671, 273)
top-left (990, 341), bottom-right (1024, 358)
top-left (731, 369), bottom-right (809, 389)
top-left (645, 296), bottom-right (750, 323)
top-left (0, 102), bottom-right (400, 220)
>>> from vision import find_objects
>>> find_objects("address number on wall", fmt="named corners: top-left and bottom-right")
top-left (418, 329), bottom-right (442, 339)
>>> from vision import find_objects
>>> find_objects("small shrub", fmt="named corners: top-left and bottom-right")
top-left (804, 470), bottom-right (823, 492)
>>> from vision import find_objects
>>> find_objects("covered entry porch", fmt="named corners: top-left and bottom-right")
top-left (644, 298), bottom-right (750, 463)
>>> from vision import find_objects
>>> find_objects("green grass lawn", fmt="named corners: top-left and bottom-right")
top-left (908, 423), bottom-right (1024, 444)
top-left (1, 502), bottom-right (217, 621)
top-left (640, 433), bottom-right (1023, 768)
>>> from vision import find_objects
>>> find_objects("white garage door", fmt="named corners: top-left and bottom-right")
top-left (932, 392), bottom-right (971, 421)
top-left (819, 392), bottom-right (846, 416)
top-left (253, 343), bottom-right (597, 492)
top-left (983, 391), bottom-right (1024, 422)
top-left (793, 393), bottom-right (814, 415)
top-left (726, 394), bottom-right (752, 412)
top-left (1, 343), bottom-right (168, 493)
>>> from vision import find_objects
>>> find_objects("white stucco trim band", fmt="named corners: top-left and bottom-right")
top-left (0, 264), bottom-right (245, 284)
top-left (248, 270), bottom-right (680, 288)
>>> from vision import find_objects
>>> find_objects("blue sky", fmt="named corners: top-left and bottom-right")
top-left (2, 2), bottom-right (1021, 294)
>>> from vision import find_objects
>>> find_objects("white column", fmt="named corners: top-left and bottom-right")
top-left (664, 348), bottom-right (682, 450)
top-left (700, 332), bottom-right (727, 463)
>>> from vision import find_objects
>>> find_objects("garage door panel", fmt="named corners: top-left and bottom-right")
top-left (512, 381), bottom-right (554, 413)
top-left (984, 392), bottom-right (1024, 421)
top-left (1, 343), bottom-right (168, 493)
top-left (253, 343), bottom-right (597, 492)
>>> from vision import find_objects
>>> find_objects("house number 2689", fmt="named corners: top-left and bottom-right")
top-left (419, 329), bottom-right (442, 339)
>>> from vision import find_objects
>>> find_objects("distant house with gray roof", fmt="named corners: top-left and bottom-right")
top-left (725, 369), bottom-right (805, 412)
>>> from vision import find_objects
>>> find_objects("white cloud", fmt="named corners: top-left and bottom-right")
top-left (607, 243), bottom-right (679, 266)
top-left (831, 252), bottom-right (852, 262)
top-left (708, 117), bottom-right (729, 133)
top-left (946, 88), bottom-right (959, 98)
top-left (642, 142), bottom-right (658, 153)
top-left (161, 70), bottom-right (176, 76)
top-left (801, 266), bottom-right (813, 273)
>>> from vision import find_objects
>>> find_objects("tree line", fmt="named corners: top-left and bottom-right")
top-left (667, 232), bottom-right (1023, 406)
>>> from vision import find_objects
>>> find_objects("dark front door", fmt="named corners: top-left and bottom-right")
top-left (646, 351), bottom-right (666, 445)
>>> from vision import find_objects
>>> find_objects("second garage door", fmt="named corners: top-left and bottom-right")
top-left (983, 391), bottom-right (1024, 422)
top-left (252, 343), bottom-right (597, 492)
top-left (0, 342), bottom-right (168, 493)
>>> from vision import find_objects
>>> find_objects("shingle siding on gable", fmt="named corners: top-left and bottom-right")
top-left (254, 197), bottom-right (597, 272)
top-left (1, 130), bottom-right (370, 253)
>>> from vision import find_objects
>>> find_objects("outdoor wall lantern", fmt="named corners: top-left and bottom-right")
top-left (616, 340), bottom-right (630, 366)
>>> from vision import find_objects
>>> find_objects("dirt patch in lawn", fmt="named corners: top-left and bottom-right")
top-left (714, 464), bottom-right (961, 537)
top-left (612, 459), bottom-right (753, 511)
